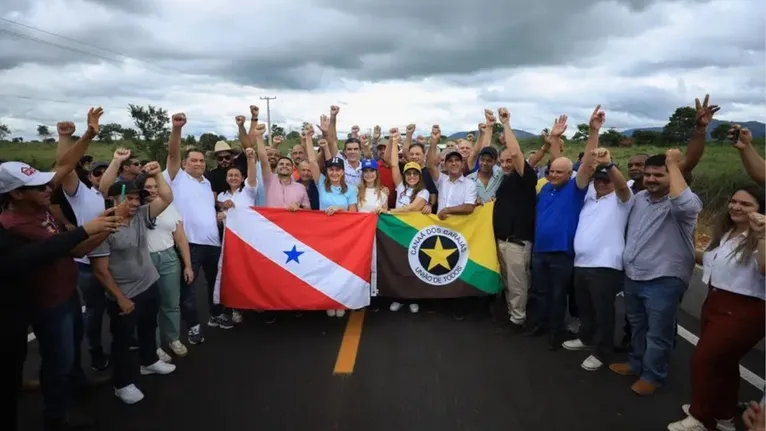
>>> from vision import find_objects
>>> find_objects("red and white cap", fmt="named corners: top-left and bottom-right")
top-left (0, 162), bottom-right (55, 194)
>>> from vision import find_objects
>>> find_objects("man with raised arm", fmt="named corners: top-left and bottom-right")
top-left (164, 113), bottom-right (232, 344)
top-left (524, 107), bottom-right (601, 351)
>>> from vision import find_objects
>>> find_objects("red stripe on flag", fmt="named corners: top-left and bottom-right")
top-left (220, 229), bottom-right (345, 310)
top-left (254, 208), bottom-right (377, 282)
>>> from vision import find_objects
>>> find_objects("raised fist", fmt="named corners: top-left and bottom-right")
top-left (172, 113), bottom-right (187, 128)
top-left (250, 105), bottom-right (259, 117)
top-left (318, 138), bottom-right (328, 148)
top-left (431, 125), bottom-right (441, 143)
top-left (113, 147), bottom-right (131, 162)
top-left (373, 125), bottom-right (381, 139)
top-left (57, 121), bottom-right (75, 136)
top-left (351, 125), bottom-right (360, 137)
top-left (360, 134), bottom-right (369, 146)
top-left (498, 107), bottom-right (510, 123)
top-left (330, 105), bottom-right (340, 116)
top-left (142, 161), bottom-right (161, 177)
top-left (235, 115), bottom-right (246, 127)
top-left (416, 135), bottom-right (425, 144)
top-left (389, 127), bottom-right (398, 135)
top-left (665, 148), bottom-right (683, 165)
top-left (406, 124), bottom-right (416, 133)
top-left (87, 107), bottom-right (104, 134)
top-left (594, 147), bottom-right (611, 165)
top-left (749, 212), bottom-right (765, 239)
top-left (245, 147), bottom-right (255, 159)
top-left (273, 135), bottom-right (283, 145)
top-left (254, 123), bottom-right (266, 136)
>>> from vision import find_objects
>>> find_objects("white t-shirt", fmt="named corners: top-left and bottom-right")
top-left (702, 231), bottom-right (765, 300)
top-left (217, 183), bottom-right (258, 212)
top-left (357, 187), bottom-right (388, 213)
top-left (164, 170), bottom-right (219, 247)
top-left (147, 203), bottom-right (182, 253)
top-left (395, 183), bottom-right (430, 209)
top-left (573, 187), bottom-right (633, 270)
top-left (64, 181), bottom-right (105, 264)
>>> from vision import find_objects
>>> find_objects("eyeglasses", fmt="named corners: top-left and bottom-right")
top-left (217, 155), bottom-right (232, 162)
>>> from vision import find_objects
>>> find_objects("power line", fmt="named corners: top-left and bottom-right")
top-left (0, 27), bottom-right (121, 64)
top-left (0, 93), bottom-right (125, 110)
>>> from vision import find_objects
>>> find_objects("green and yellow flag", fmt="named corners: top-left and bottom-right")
top-left (376, 202), bottom-right (503, 298)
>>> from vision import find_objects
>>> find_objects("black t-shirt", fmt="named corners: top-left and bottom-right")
top-left (205, 153), bottom-right (248, 195)
top-left (492, 162), bottom-right (538, 242)
top-left (50, 186), bottom-right (77, 228)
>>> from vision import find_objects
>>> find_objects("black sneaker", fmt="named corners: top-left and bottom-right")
top-left (187, 327), bottom-right (205, 345)
top-left (208, 315), bottom-right (234, 330)
top-left (90, 349), bottom-right (110, 372)
top-left (129, 337), bottom-right (139, 351)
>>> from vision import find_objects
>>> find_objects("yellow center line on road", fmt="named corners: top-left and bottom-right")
top-left (333, 309), bottom-right (366, 375)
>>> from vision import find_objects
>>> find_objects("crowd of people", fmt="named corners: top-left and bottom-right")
top-left (2, 96), bottom-right (765, 431)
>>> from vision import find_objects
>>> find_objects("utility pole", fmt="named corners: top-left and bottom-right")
top-left (260, 96), bottom-right (276, 146)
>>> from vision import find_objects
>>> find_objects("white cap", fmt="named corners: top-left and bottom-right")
top-left (0, 162), bottom-right (56, 194)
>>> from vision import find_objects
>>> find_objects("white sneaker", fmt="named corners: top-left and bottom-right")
top-left (336, 310), bottom-right (346, 318)
top-left (681, 404), bottom-right (735, 431)
top-left (156, 348), bottom-right (172, 363)
top-left (232, 310), bottom-right (243, 324)
top-left (667, 415), bottom-right (707, 431)
top-left (169, 340), bottom-right (188, 357)
top-left (140, 360), bottom-right (176, 376)
top-left (326, 309), bottom-right (336, 317)
top-left (389, 302), bottom-right (402, 312)
top-left (114, 384), bottom-right (144, 405)
top-left (409, 303), bottom-right (419, 313)
top-left (562, 339), bottom-right (590, 351)
top-left (580, 355), bottom-right (603, 371)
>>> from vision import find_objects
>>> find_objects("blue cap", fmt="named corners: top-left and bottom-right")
top-left (361, 159), bottom-right (379, 170)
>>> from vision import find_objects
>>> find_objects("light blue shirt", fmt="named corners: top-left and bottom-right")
top-left (254, 163), bottom-right (265, 207)
top-left (316, 174), bottom-right (358, 210)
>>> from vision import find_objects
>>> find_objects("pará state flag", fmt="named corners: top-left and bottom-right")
top-left (214, 207), bottom-right (377, 310)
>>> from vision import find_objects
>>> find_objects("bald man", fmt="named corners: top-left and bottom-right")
top-left (525, 154), bottom-right (596, 350)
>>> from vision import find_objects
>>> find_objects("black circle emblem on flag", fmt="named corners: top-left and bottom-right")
top-left (408, 225), bottom-right (469, 286)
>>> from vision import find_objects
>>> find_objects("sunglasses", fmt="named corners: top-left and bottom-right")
top-left (91, 169), bottom-right (105, 178)
top-left (217, 155), bottom-right (232, 162)
top-left (21, 183), bottom-right (51, 192)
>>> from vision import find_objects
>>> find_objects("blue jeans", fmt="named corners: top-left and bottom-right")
top-left (529, 252), bottom-right (574, 336)
top-left (78, 262), bottom-right (106, 353)
top-left (183, 244), bottom-right (228, 325)
top-left (32, 293), bottom-right (86, 421)
top-left (624, 276), bottom-right (686, 385)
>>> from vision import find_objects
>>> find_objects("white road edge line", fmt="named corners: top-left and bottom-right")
top-left (676, 325), bottom-right (765, 390)
top-left (27, 302), bottom-right (763, 390)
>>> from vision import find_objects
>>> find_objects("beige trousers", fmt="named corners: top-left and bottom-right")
top-left (497, 240), bottom-right (532, 325)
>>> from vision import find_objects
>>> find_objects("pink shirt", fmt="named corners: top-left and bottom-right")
top-left (264, 173), bottom-right (311, 208)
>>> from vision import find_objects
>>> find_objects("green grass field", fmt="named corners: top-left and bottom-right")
top-left (1, 137), bottom-right (762, 232)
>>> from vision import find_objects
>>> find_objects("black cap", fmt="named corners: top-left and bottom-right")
top-left (90, 161), bottom-right (109, 171)
top-left (106, 180), bottom-right (146, 198)
top-left (478, 147), bottom-right (498, 159)
top-left (326, 157), bottom-right (345, 170)
top-left (443, 148), bottom-right (463, 161)
top-left (593, 166), bottom-right (611, 181)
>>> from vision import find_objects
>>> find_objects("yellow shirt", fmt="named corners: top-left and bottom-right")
top-left (536, 178), bottom-right (548, 194)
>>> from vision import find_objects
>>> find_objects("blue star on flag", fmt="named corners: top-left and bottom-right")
top-left (283, 245), bottom-right (305, 264)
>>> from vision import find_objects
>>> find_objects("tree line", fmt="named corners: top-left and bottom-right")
top-left (0, 104), bottom-right (749, 151)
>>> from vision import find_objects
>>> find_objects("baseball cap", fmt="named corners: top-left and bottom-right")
top-left (478, 147), bottom-right (498, 159)
top-left (106, 180), bottom-right (146, 198)
top-left (326, 157), bottom-right (345, 170)
top-left (442, 148), bottom-right (463, 161)
top-left (0, 162), bottom-right (56, 194)
top-left (361, 159), bottom-right (378, 170)
top-left (593, 166), bottom-right (611, 181)
top-left (403, 162), bottom-right (422, 173)
top-left (90, 161), bottom-right (109, 171)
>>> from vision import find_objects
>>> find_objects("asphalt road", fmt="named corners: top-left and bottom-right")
top-left (18, 268), bottom-right (765, 431)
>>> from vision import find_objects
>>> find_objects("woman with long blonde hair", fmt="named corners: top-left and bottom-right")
top-left (668, 184), bottom-right (765, 431)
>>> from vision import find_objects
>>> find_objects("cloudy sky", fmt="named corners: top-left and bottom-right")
top-left (0, 0), bottom-right (764, 140)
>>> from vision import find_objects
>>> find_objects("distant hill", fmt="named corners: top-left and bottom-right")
top-left (622, 120), bottom-right (765, 139)
top-left (448, 129), bottom-right (537, 140)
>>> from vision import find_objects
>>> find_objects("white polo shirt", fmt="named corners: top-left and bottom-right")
top-left (163, 169), bottom-right (220, 247)
top-left (702, 230), bottom-right (765, 300)
top-left (336, 152), bottom-right (363, 187)
top-left (64, 181), bottom-right (105, 264)
top-left (435, 174), bottom-right (477, 210)
top-left (573, 186), bottom-right (633, 270)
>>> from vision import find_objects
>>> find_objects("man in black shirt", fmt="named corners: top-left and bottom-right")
top-left (492, 109), bottom-right (538, 332)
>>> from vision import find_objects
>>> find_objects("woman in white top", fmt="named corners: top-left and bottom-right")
top-left (669, 185), bottom-right (765, 431)
top-left (217, 147), bottom-right (258, 214)
top-left (215, 147), bottom-right (257, 324)
top-left (356, 159), bottom-right (388, 213)
top-left (386, 132), bottom-right (430, 314)
top-left (142, 175), bottom-right (194, 361)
